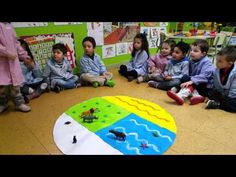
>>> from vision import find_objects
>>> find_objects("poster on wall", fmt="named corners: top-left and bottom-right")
top-left (158, 27), bottom-right (167, 34)
top-left (160, 22), bottom-right (168, 27)
top-left (54, 22), bottom-right (82, 25)
top-left (103, 22), bottom-right (140, 45)
top-left (116, 43), bottom-right (128, 56)
top-left (20, 33), bottom-right (76, 71)
top-left (87, 22), bottom-right (104, 46)
top-left (140, 27), bottom-right (150, 38)
top-left (143, 22), bottom-right (158, 27)
top-left (12, 22), bottom-right (48, 28)
top-left (102, 44), bottom-right (116, 58)
top-left (149, 38), bottom-right (158, 48)
top-left (150, 27), bottom-right (159, 38)
top-left (128, 42), bottom-right (133, 54)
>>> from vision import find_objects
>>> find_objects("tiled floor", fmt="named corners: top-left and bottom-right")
top-left (0, 66), bottom-right (236, 155)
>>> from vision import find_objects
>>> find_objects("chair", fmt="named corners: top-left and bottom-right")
top-left (220, 26), bottom-right (235, 47)
top-left (207, 33), bottom-right (227, 64)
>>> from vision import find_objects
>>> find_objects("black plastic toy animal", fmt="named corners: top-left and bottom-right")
top-left (64, 121), bottom-right (71, 125)
top-left (72, 135), bottom-right (77, 144)
top-left (109, 129), bottom-right (126, 141)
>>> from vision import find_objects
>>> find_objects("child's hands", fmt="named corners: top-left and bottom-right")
top-left (163, 75), bottom-right (172, 81)
top-left (7, 53), bottom-right (17, 60)
top-left (148, 67), bottom-right (155, 73)
top-left (180, 81), bottom-right (193, 88)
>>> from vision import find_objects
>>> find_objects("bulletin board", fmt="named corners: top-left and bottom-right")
top-left (20, 33), bottom-right (76, 71)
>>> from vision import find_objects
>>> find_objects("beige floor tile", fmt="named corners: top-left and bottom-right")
top-left (0, 115), bottom-right (48, 154)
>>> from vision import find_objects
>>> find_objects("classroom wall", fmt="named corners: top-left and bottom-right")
top-left (15, 22), bottom-right (165, 73)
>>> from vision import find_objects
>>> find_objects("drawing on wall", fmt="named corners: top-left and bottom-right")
top-left (150, 27), bottom-right (159, 38)
top-left (103, 22), bottom-right (140, 45)
top-left (20, 33), bottom-right (76, 71)
top-left (116, 43), bottom-right (128, 56)
top-left (102, 44), bottom-right (116, 58)
top-left (12, 22), bottom-right (48, 28)
top-left (149, 38), bottom-right (158, 48)
top-left (158, 27), bottom-right (167, 34)
top-left (160, 22), bottom-right (168, 27)
top-left (128, 42), bottom-right (133, 54)
top-left (140, 27), bottom-right (150, 38)
top-left (143, 22), bottom-right (158, 27)
top-left (87, 22), bottom-right (104, 46)
top-left (54, 22), bottom-right (82, 25)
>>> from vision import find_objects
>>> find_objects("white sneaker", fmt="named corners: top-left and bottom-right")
top-left (16, 104), bottom-right (31, 112)
top-left (170, 87), bottom-right (178, 93)
top-left (40, 83), bottom-right (48, 90)
top-left (28, 87), bottom-right (34, 94)
top-left (0, 105), bottom-right (8, 113)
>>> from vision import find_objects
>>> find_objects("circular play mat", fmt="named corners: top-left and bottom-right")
top-left (53, 96), bottom-right (177, 155)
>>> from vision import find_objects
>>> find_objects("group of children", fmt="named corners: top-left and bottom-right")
top-left (118, 32), bottom-right (236, 113)
top-left (0, 22), bottom-right (236, 114)
top-left (0, 22), bottom-right (115, 113)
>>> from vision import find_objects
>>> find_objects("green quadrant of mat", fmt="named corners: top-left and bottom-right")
top-left (65, 97), bottom-right (130, 132)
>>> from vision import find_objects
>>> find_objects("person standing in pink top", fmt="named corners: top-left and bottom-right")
top-left (0, 22), bottom-right (31, 113)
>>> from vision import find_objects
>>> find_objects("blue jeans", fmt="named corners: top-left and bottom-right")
top-left (51, 75), bottom-right (79, 89)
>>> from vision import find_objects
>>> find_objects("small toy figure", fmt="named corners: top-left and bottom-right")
top-left (152, 131), bottom-right (159, 137)
top-left (80, 108), bottom-right (98, 117)
top-left (109, 129), bottom-right (126, 141)
top-left (72, 135), bottom-right (77, 144)
top-left (64, 121), bottom-right (71, 125)
top-left (80, 108), bottom-right (99, 123)
top-left (140, 142), bottom-right (148, 150)
top-left (81, 114), bottom-right (98, 123)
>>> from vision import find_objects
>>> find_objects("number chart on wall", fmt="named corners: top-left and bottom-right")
top-left (20, 33), bottom-right (77, 71)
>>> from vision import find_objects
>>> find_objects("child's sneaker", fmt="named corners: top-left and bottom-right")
top-left (28, 87), bottom-right (34, 94)
top-left (40, 83), bottom-right (48, 90)
top-left (137, 76), bottom-right (144, 84)
top-left (74, 81), bottom-right (82, 88)
top-left (190, 90), bottom-right (205, 105)
top-left (0, 105), bottom-right (9, 113)
top-left (127, 76), bottom-right (135, 82)
top-left (54, 85), bottom-right (63, 93)
top-left (205, 100), bottom-right (220, 109)
top-left (148, 81), bottom-right (158, 88)
top-left (167, 90), bottom-right (184, 105)
top-left (16, 104), bottom-right (31, 112)
top-left (92, 81), bottom-right (99, 88)
top-left (170, 87), bottom-right (178, 93)
top-left (167, 87), bottom-right (192, 105)
top-left (105, 79), bottom-right (115, 87)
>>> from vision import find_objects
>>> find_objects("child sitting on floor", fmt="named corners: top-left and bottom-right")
top-left (205, 46), bottom-right (236, 112)
top-left (167, 39), bottom-right (215, 105)
top-left (18, 39), bottom-right (48, 102)
top-left (118, 33), bottom-right (149, 82)
top-left (148, 41), bottom-right (190, 91)
top-left (43, 43), bottom-right (80, 93)
top-left (137, 39), bottom-right (176, 83)
top-left (80, 36), bottom-right (115, 88)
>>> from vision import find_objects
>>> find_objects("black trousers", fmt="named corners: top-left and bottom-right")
top-left (208, 89), bottom-right (236, 113)
top-left (118, 65), bottom-right (138, 78)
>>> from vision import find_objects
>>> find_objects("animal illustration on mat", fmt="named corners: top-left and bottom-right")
top-left (109, 129), bottom-right (126, 141)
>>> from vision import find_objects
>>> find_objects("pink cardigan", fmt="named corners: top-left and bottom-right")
top-left (0, 23), bottom-right (29, 86)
